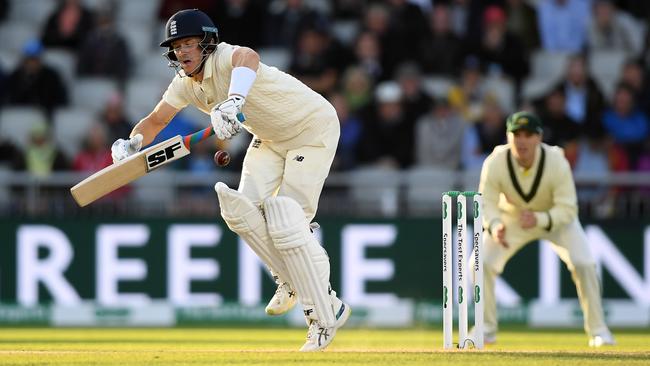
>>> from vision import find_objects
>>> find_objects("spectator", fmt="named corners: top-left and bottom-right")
top-left (329, 92), bottom-right (362, 171)
top-left (601, 83), bottom-right (650, 169)
top-left (537, 0), bottom-right (591, 53)
top-left (264, 0), bottom-right (327, 48)
top-left (587, 0), bottom-right (641, 57)
top-left (611, 0), bottom-right (650, 21)
top-left (41, 0), bottom-right (94, 51)
top-left (414, 95), bottom-right (466, 170)
top-left (462, 95), bottom-right (507, 169)
top-left (361, 3), bottom-right (398, 80)
top-left (331, 0), bottom-right (365, 20)
top-left (0, 62), bottom-right (6, 104)
top-left (72, 122), bottom-right (112, 172)
top-left (352, 31), bottom-right (385, 82)
top-left (384, 0), bottom-right (429, 67)
top-left (0, 0), bottom-right (8, 22)
top-left (449, 0), bottom-right (470, 38)
top-left (572, 131), bottom-right (613, 216)
top-left (619, 59), bottom-right (650, 117)
top-left (158, 0), bottom-right (215, 22)
top-left (0, 139), bottom-right (24, 170)
top-left (536, 86), bottom-right (581, 148)
top-left (472, 5), bottom-right (529, 85)
top-left (418, 3), bottom-right (464, 76)
top-left (448, 56), bottom-right (489, 123)
top-left (186, 140), bottom-right (216, 174)
top-left (395, 62), bottom-right (431, 123)
top-left (554, 54), bottom-right (606, 139)
top-left (357, 81), bottom-right (414, 169)
top-left (340, 65), bottom-right (374, 115)
top-left (77, 6), bottom-right (131, 85)
top-left (101, 92), bottom-right (133, 144)
top-left (289, 25), bottom-right (343, 96)
top-left (213, 0), bottom-right (265, 48)
top-left (5, 39), bottom-right (68, 117)
top-left (505, 0), bottom-right (540, 53)
top-left (18, 121), bottom-right (68, 177)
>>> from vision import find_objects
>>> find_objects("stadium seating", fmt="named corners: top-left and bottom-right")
top-left (530, 50), bottom-right (570, 83)
top-left (8, 0), bottom-right (56, 27)
top-left (72, 77), bottom-right (119, 113)
top-left (0, 22), bottom-right (40, 54)
top-left (258, 48), bottom-right (291, 71)
top-left (421, 76), bottom-right (454, 99)
top-left (42, 49), bottom-right (77, 87)
top-left (53, 108), bottom-right (97, 159)
top-left (125, 79), bottom-right (167, 121)
top-left (484, 77), bottom-right (515, 113)
top-left (115, 0), bottom-right (159, 25)
top-left (0, 107), bottom-right (48, 150)
top-left (348, 167), bottom-right (402, 216)
top-left (405, 167), bottom-right (457, 215)
top-left (117, 22), bottom-right (155, 60)
top-left (137, 52), bottom-right (175, 80)
top-left (589, 50), bottom-right (627, 101)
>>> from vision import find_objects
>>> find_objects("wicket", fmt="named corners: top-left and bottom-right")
top-left (442, 191), bottom-right (484, 350)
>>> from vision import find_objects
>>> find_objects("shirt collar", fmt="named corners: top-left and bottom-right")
top-left (201, 52), bottom-right (215, 81)
top-left (512, 144), bottom-right (542, 174)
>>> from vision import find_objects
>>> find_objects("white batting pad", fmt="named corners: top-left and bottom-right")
top-left (264, 196), bottom-right (335, 327)
top-left (214, 182), bottom-right (291, 284)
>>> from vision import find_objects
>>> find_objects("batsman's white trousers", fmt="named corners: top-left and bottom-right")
top-left (483, 217), bottom-right (609, 337)
top-left (238, 116), bottom-right (339, 222)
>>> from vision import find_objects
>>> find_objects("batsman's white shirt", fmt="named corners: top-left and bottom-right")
top-left (162, 42), bottom-right (337, 144)
top-left (162, 42), bottom-right (340, 220)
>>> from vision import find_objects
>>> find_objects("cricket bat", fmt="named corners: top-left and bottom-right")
top-left (70, 127), bottom-right (215, 207)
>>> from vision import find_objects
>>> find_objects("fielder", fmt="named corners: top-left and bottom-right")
top-left (477, 111), bottom-right (614, 347)
top-left (110, 9), bottom-right (349, 351)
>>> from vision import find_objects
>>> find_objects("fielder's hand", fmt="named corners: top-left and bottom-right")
top-left (111, 134), bottom-right (143, 163)
top-left (211, 96), bottom-right (245, 140)
top-left (492, 222), bottom-right (509, 248)
top-left (520, 210), bottom-right (537, 229)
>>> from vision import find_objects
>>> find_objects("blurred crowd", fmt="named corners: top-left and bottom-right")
top-left (0, 0), bottom-right (649, 186)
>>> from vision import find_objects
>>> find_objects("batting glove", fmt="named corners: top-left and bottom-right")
top-left (111, 134), bottom-right (143, 163)
top-left (211, 96), bottom-right (245, 140)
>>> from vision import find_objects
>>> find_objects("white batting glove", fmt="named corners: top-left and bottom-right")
top-left (111, 134), bottom-right (143, 163)
top-left (210, 96), bottom-right (245, 140)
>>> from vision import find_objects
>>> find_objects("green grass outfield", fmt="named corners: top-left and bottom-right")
top-left (0, 327), bottom-right (648, 365)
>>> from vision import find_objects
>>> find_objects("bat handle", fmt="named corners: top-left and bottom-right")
top-left (183, 127), bottom-right (215, 149)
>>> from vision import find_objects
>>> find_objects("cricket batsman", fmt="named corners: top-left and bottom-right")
top-left (110, 9), bottom-right (349, 351)
top-left (477, 111), bottom-right (615, 347)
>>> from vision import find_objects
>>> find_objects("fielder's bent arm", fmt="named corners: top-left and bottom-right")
top-left (131, 100), bottom-right (179, 146)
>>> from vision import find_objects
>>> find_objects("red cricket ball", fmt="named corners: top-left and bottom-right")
top-left (214, 150), bottom-right (230, 167)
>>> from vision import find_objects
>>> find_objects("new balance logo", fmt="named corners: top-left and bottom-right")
top-left (293, 155), bottom-right (305, 162)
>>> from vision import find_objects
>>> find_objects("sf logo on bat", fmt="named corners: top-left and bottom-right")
top-left (144, 136), bottom-right (190, 171)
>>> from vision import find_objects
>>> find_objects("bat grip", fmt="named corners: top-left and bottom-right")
top-left (183, 127), bottom-right (215, 149)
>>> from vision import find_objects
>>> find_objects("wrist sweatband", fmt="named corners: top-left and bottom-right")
top-left (228, 67), bottom-right (257, 98)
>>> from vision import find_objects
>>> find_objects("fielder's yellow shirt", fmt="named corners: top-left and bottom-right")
top-left (479, 143), bottom-right (578, 234)
top-left (162, 42), bottom-right (337, 144)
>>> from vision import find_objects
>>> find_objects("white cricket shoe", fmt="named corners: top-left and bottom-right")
top-left (299, 301), bottom-right (351, 352)
top-left (265, 282), bottom-right (297, 315)
top-left (468, 327), bottom-right (497, 345)
top-left (589, 331), bottom-right (616, 347)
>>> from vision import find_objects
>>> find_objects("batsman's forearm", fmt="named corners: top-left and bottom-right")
top-left (131, 114), bottom-right (170, 146)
